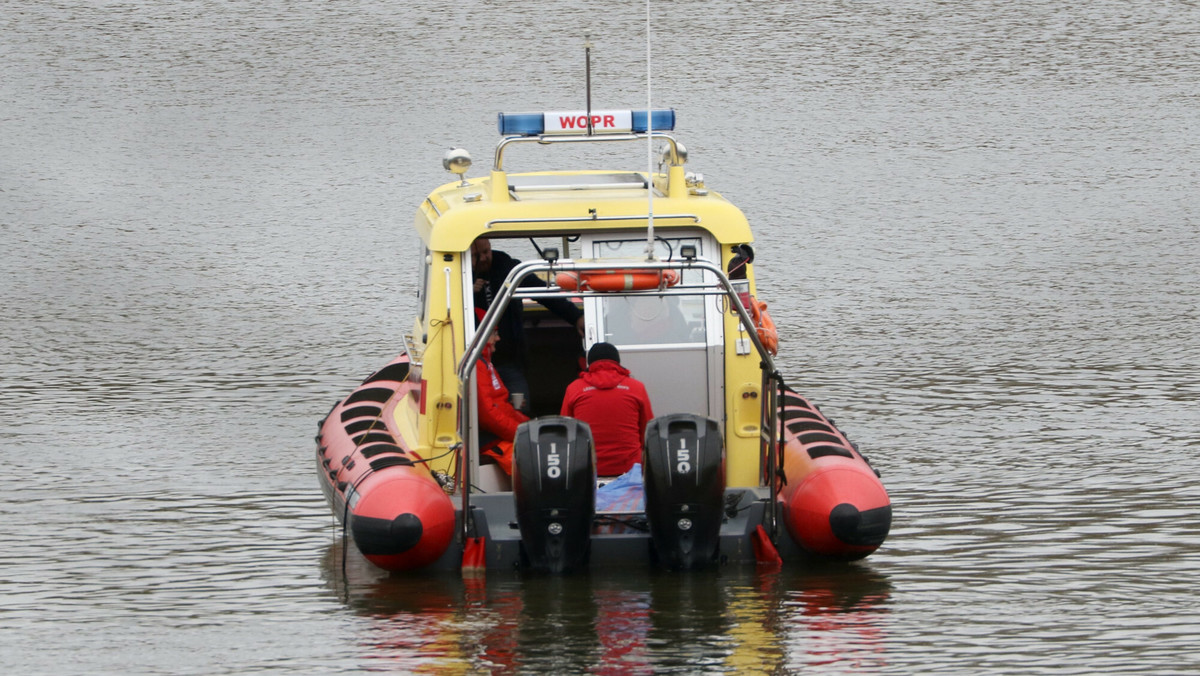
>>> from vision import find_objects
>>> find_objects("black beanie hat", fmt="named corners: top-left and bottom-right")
top-left (587, 342), bottom-right (621, 365)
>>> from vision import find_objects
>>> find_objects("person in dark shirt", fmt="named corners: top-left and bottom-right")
top-left (471, 237), bottom-right (584, 409)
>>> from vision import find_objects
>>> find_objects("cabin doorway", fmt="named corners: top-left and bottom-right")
top-left (464, 236), bottom-right (586, 419)
top-left (578, 233), bottom-right (725, 423)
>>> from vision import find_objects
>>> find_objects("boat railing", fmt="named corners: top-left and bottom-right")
top-left (483, 213), bottom-right (701, 230)
top-left (456, 257), bottom-right (784, 542)
top-left (459, 257), bottom-right (778, 380)
top-left (494, 131), bottom-right (684, 172)
top-left (401, 332), bottom-right (424, 367)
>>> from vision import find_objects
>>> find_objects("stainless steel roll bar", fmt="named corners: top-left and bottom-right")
top-left (493, 132), bottom-right (684, 172)
top-left (455, 257), bottom-right (784, 542)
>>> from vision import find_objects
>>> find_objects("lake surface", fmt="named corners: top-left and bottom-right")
top-left (2, 1), bottom-right (1198, 673)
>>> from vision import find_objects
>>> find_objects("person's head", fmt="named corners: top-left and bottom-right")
top-left (587, 342), bottom-right (621, 366)
top-left (470, 238), bottom-right (493, 274)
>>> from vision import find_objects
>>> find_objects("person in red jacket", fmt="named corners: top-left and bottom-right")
top-left (476, 310), bottom-right (528, 475)
top-left (560, 342), bottom-right (654, 476)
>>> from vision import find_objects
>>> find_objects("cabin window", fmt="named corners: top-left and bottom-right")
top-left (589, 236), bottom-right (709, 347)
top-left (416, 248), bottom-right (431, 324)
top-left (602, 295), bottom-right (704, 345)
top-left (464, 236), bottom-right (575, 339)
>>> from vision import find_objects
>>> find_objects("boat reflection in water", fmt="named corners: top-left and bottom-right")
top-left (322, 542), bottom-right (891, 673)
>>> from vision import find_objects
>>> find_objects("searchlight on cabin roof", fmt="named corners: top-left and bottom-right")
top-left (497, 109), bottom-right (676, 136)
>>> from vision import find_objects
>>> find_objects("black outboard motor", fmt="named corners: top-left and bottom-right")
top-left (512, 416), bottom-right (596, 573)
top-left (642, 413), bottom-right (725, 569)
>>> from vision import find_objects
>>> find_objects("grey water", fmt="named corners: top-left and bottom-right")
top-left (2, 1), bottom-right (1198, 673)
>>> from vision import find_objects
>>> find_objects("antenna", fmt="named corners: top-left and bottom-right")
top-left (644, 0), bottom-right (656, 261)
top-left (584, 35), bottom-right (593, 136)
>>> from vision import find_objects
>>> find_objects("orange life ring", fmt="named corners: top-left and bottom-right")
top-left (749, 296), bottom-right (779, 355)
top-left (555, 268), bottom-right (680, 292)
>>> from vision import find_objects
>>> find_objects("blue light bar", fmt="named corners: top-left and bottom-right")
top-left (497, 109), bottom-right (676, 136)
top-left (496, 112), bottom-right (545, 136)
top-left (632, 109), bottom-right (675, 133)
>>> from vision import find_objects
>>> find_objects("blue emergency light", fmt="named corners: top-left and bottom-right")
top-left (497, 109), bottom-right (676, 136)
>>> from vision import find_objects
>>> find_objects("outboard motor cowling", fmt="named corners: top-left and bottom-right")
top-left (512, 416), bottom-right (596, 573)
top-left (643, 414), bottom-right (725, 569)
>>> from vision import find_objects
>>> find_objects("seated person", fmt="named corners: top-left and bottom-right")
top-left (560, 342), bottom-right (653, 476)
top-left (471, 237), bottom-right (584, 410)
top-left (475, 309), bottom-right (528, 475)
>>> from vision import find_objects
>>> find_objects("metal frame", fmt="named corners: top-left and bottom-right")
top-left (484, 213), bottom-right (701, 230)
top-left (493, 131), bottom-right (686, 172)
top-left (455, 257), bottom-right (783, 542)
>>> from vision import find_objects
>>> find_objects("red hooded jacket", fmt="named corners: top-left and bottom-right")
top-left (560, 359), bottom-right (654, 476)
top-left (477, 346), bottom-right (528, 443)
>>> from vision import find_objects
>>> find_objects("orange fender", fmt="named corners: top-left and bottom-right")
top-left (749, 297), bottom-right (779, 355)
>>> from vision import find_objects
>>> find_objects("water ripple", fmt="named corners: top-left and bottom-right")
top-left (3, 0), bottom-right (1199, 673)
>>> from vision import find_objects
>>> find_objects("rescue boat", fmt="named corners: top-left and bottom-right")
top-left (315, 106), bottom-right (891, 573)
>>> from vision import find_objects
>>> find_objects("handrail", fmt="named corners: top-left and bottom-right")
top-left (762, 368), bottom-right (781, 541)
top-left (485, 213), bottom-right (700, 230)
top-left (458, 258), bottom-right (777, 381)
top-left (401, 333), bottom-right (424, 367)
top-left (494, 131), bottom-right (684, 172)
